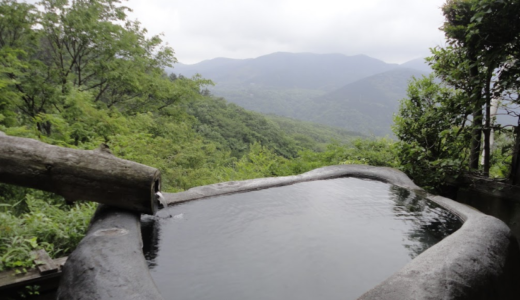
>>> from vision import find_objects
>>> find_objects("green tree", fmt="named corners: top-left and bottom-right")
top-left (0, 0), bottom-right (179, 137)
top-left (0, 0), bottom-right (38, 128)
top-left (393, 75), bottom-right (471, 192)
top-left (437, 0), bottom-right (520, 176)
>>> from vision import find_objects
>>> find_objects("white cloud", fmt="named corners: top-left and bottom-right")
top-left (126, 0), bottom-right (447, 63)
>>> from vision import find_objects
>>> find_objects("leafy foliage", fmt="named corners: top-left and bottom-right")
top-left (435, 0), bottom-right (520, 176)
top-left (284, 138), bottom-right (397, 175)
top-left (0, 192), bottom-right (96, 272)
top-left (393, 75), bottom-right (471, 191)
top-left (185, 96), bottom-right (300, 158)
top-left (396, 0), bottom-right (520, 189)
top-left (265, 114), bottom-right (364, 151)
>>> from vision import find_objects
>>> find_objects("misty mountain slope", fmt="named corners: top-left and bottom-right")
top-left (172, 58), bottom-right (248, 84)
top-left (182, 96), bottom-right (365, 157)
top-left (264, 114), bottom-right (365, 150)
top-left (213, 68), bottom-right (427, 136)
top-left (173, 52), bottom-right (400, 91)
top-left (300, 68), bottom-right (428, 136)
top-left (400, 58), bottom-right (432, 74)
top-left (170, 53), bottom-right (429, 136)
top-left (211, 87), bottom-right (324, 118)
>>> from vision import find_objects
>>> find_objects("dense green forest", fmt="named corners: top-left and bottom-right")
top-left (1, 0), bottom-right (519, 287)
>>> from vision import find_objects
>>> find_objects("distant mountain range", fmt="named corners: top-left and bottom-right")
top-left (170, 52), bottom-right (431, 136)
top-left (303, 68), bottom-right (426, 135)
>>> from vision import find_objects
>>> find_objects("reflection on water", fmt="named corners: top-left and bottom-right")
top-left (389, 186), bottom-right (462, 258)
top-left (141, 215), bottom-right (160, 269)
top-left (143, 178), bottom-right (462, 300)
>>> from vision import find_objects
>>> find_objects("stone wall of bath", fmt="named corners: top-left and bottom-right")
top-left (57, 165), bottom-right (520, 300)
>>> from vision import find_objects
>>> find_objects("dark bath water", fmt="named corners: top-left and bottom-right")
top-left (142, 178), bottom-right (462, 300)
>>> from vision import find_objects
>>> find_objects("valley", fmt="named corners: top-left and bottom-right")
top-left (172, 52), bottom-right (431, 136)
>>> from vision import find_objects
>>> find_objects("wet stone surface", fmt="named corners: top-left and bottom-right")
top-left (142, 178), bottom-right (462, 300)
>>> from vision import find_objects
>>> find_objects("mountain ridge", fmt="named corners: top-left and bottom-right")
top-left (304, 68), bottom-right (427, 135)
top-left (173, 52), bottom-right (409, 91)
top-left (170, 52), bottom-right (430, 136)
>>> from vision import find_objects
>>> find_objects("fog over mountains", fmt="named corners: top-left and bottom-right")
top-left (171, 52), bottom-right (431, 136)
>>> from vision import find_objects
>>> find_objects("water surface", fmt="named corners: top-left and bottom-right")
top-left (143, 178), bottom-right (461, 300)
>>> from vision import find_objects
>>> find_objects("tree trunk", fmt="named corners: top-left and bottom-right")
top-left (510, 119), bottom-right (520, 186)
top-left (468, 60), bottom-right (483, 171)
top-left (470, 108), bottom-right (483, 171)
top-left (483, 70), bottom-right (493, 176)
top-left (0, 132), bottom-right (161, 214)
top-left (483, 120), bottom-right (491, 176)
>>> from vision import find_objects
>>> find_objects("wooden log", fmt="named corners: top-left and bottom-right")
top-left (0, 257), bottom-right (67, 292)
top-left (0, 132), bottom-right (161, 214)
top-left (33, 249), bottom-right (59, 275)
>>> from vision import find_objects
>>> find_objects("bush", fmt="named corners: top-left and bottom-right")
top-left (0, 189), bottom-right (96, 272)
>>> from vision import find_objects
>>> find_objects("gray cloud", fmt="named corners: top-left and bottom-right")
top-left (127, 0), bottom-right (447, 64)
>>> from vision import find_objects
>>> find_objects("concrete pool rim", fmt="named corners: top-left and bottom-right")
top-left (57, 164), bottom-right (520, 300)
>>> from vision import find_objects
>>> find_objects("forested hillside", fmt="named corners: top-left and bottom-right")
top-left (185, 97), bottom-right (363, 156)
top-left (302, 68), bottom-right (426, 135)
top-left (203, 68), bottom-right (426, 136)
top-left (172, 53), bottom-right (429, 135)
top-left (264, 114), bottom-right (365, 151)
top-left (0, 0), bottom-right (393, 275)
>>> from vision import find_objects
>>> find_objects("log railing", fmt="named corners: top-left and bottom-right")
top-left (0, 131), bottom-right (161, 214)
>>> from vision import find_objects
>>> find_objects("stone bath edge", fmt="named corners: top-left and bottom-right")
top-left (58, 164), bottom-right (520, 300)
top-left (162, 164), bottom-right (420, 205)
top-left (56, 205), bottom-right (163, 300)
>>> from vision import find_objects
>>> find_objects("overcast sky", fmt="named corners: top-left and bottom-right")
top-left (128, 0), bottom-right (448, 65)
